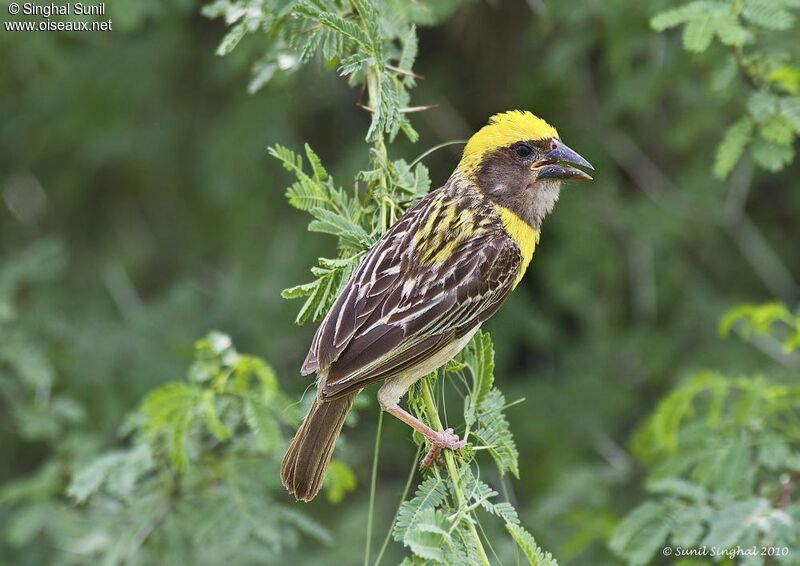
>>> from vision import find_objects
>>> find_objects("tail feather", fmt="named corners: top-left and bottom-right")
top-left (280, 392), bottom-right (356, 502)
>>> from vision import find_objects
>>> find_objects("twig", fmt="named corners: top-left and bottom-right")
top-left (364, 411), bottom-right (384, 566)
top-left (385, 64), bottom-right (424, 80)
top-left (357, 103), bottom-right (439, 114)
top-left (419, 377), bottom-right (490, 566)
top-left (730, 46), bottom-right (760, 90)
top-left (373, 444), bottom-right (422, 566)
top-left (774, 471), bottom-right (798, 509)
top-left (127, 501), bottom-right (170, 558)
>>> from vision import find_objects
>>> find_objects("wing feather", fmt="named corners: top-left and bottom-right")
top-left (300, 193), bottom-right (433, 374)
top-left (322, 232), bottom-right (520, 398)
top-left (300, 181), bottom-right (523, 400)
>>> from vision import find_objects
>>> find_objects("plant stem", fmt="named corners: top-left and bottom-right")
top-left (419, 377), bottom-right (491, 566)
top-left (364, 410), bottom-right (383, 566)
top-left (373, 444), bottom-right (422, 566)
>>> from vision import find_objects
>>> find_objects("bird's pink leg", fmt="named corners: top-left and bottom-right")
top-left (380, 402), bottom-right (466, 469)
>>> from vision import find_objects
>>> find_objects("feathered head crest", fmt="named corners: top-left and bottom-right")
top-left (458, 111), bottom-right (559, 173)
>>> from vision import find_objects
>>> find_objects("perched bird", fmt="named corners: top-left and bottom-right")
top-left (281, 110), bottom-right (593, 501)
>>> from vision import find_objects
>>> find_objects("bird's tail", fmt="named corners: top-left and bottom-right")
top-left (280, 391), bottom-right (356, 502)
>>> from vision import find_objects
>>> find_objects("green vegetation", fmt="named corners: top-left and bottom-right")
top-left (1, 0), bottom-right (799, 564)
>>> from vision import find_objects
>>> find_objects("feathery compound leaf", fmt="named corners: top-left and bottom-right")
top-left (760, 114), bottom-right (796, 145)
top-left (270, 144), bottom-right (335, 212)
top-left (475, 388), bottom-right (519, 477)
top-left (393, 476), bottom-right (447, 542)
top-left (403, 508), bottom-right (453, 562)
top-left (464, 331), bottom-right (495, 405)
top-left (68, 445), bottom-right (154, 504)
top-left (506, 523), bottom-right (558, 566)
top-left (742, 0), bottom-right (796, 30)
top-left (142, 382), bottom-right (205, 470)
top-left (650, 2), bottom-right (712, 31)
top-left (719, 302), bottom-right (795, 339)
top-left (781, 96), bottom-right (800, 130)
top-left (752, 137), bottom-right (795, 172)
top-left (609, 501), bottom-right (670, 566)
top-left (459, 331), bottom-right (496, 428)
top-left (324, 460), bottom-right (357, 503)
top-left (460, 468), bottom-right (521, 525)
top-left (748, 91), bottom-right (779, 121)
top-left (350, 0), bottom-right (383, 61)
top-left (294, 2), bottom-right (372, 52)
top-left (308, 207), bottom-right (372, 250)
top-left (283, 270), bottom-right (333, 325)
top-left (652, 2), bottom-right (748, 52)
top-left (243, 394), bottom-right (282, 451)
top-left (713, 117), bottom-right (753, 179)
top-left (397, 25), bottom-right (418, 86)
top-left (700, 498), bottom-right (769, 548)
top-left (304, 143), bottom-right (329, 181)
top-left (682, 12), bottom-right (717, 53)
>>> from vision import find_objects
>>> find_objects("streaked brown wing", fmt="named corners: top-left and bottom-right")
top-left (320, 229), bottom-right (521, 399)
top-left (301, 190), bottom-right (439, 375)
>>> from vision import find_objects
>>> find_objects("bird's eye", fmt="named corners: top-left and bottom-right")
top-left (514, 144), bottom-right (532, 158)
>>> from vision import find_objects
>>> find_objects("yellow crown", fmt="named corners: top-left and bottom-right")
top-left (458, 110), bottom-right (559, 174)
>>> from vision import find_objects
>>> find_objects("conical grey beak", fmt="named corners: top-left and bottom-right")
top-left (533, 140), bottom-right (594, 181)
top-left (535, 163), bottom-right (593, 181)
top-left (546, 140), bottom-right (594, 171)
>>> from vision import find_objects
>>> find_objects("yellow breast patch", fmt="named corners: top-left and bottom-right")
top-left (494, 204), bottom-right (539, 288)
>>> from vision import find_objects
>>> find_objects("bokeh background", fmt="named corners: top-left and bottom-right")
top-left (2, 0), bottom-right (799, 564)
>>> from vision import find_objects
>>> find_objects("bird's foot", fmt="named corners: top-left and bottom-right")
top-left (420, 428), bottom-right (466, 469)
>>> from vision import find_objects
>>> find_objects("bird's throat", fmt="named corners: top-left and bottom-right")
top-left (493, 204), bottom-right (539, 288)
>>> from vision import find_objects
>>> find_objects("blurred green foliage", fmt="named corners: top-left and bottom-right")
top-left (1, 0), bottom-right (799, 564)
top-left (611, 304), bottom-right (800, 565)
top-left (651, 0), bottom-right (800, 178)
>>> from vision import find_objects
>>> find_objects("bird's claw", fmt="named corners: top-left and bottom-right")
top-left (420, 428), bottom-right (466, 469)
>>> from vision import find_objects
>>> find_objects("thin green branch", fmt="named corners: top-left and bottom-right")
top-left (373, 444), bottom-right (422, 566)
top-left (364, 410), bottom-right (384, 566)
top-left (419, 377), bottom-right (491, 566)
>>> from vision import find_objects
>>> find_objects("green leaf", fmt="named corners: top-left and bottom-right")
top-left (506, 523), bottom-right (558, 566)
top-left (475, 388), bottom-right (519, 477)
top-left (689, 437), bottom-right (751, 493)
top-left (393, 476), bottom-right (447, 542)
top-left (67, 445), bottom-right (154, 504)
top-left (281, 280), bottom-right (319, 300)
top-left (403, 508), bottom-right (452, 562)
top-left (780, 96), bottom-right (800, 130)
top-left (682, 13), bottom-right (716, 53)
top-left (201, 390), bottom-right (230, 440)
top-left (294, 3), bottom-right (372, 52)
top-left (713, 117), bottom-right (753, 179)
top-left (142, 382), bottom-right (204, 470)
top-left (308, 207), bottom-right (372, 249)
top-left (742, 0), bottom-right (796, 30)
top-left (715, 16), bottom-right (749, 47)
top-left (701, 498), bottom-right (769, 548)
top-left (609, 501), bottom-right (671, 566)
top-left (324, 460), bottom-right (357, 503)
top-left (243, 394), bottom-right (282, 450)
top-left (282, 258), bottom-right (349, 325)
top-left (461, 331), bottom-right (496, 427)
top-left (351, 0), bottom-right (384, 61)
top-left (748, 91), bottom-right (779, 121)
top-left (760, 114), bottom-right (796, 145)
top-left (397, 25), bottom-right (418, 86)
top-left (751, 137), bottom-right (795, 172)
top-left (304, 143), bottom-right (329, 182)
top-left (216, 22), bottom-right (247, 56)
top-left (650, 2), bottom-right (710, 31)
top-left (669, 505), bottom-right (708, 548)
